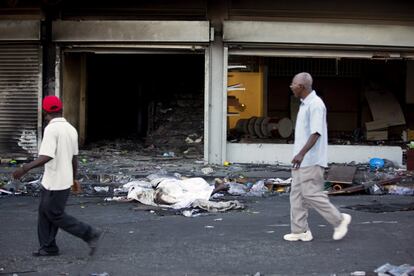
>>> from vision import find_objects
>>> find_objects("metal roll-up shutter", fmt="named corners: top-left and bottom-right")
top-left (0, 43), bottom-right (41, 156)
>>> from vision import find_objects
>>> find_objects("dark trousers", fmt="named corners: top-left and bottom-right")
top-left (38, 187), bottom-right (93, 252)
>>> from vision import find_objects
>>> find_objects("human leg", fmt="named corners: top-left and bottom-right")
top-left (301, 166), bottom-right (343, 227)
top-left (289, 168), bottom-right (311, 233)
top-left (43, 188), bottom-right (95, 241)
top-left (284, 169), bottom-right (313, 241)
top-left (37, 188), bottom-right (60, 254)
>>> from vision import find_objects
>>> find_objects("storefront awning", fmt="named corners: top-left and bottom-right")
top-left (223, 21), bottom-right (414, 49)
top-left (53, 20), bottom-right (210, 43)
top-left (0, 20), bottom-right (40, 41)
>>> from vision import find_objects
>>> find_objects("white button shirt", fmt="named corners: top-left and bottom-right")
top-left (293, 91), bottom-right (328, 168)
top-left (38, 118), bottom-right (79, 190)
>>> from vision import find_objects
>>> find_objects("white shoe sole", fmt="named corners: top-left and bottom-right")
top-left (283, 233), bottom-right (313, 242)
top-left (333, 214), bottom-right (352, 240)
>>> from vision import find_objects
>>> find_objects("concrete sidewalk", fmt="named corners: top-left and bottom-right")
top-left (0, 194), bottom-right (413, 276)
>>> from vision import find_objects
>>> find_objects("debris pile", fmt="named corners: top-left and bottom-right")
top-left (146, 93), bottom-right (204, 157)
top-left (326, 159), bottom-right (414, 196)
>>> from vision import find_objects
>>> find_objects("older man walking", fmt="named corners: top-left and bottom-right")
top-left (284, 72), bottom-right (351, 242)
top-left (13, 96), bottom-right (101, 256)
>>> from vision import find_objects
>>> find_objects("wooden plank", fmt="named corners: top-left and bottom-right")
top-left (365, 90), bottom-right (405, 126)
top-left (366, 130), bottom-right (388, 141)
top-left (327, 165), bottom-right (356, 184)
top-left (329, 176), bottom-right (402, 195)
top-left (365, 120), bottom-right (389, 131)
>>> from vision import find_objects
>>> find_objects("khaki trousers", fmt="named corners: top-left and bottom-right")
top-left (290, 165), bottom-right (342, 233)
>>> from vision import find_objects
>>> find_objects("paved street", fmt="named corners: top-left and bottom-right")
top-left (1, 194), bottom-right (413, 276)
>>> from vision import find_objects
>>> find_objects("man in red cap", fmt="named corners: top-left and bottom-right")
top-left (13, 95), bottom-right (101, 257)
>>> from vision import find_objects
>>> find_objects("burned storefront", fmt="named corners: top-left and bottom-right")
top-left (55, 20), bottom-right (208, 157)
top-left (220, 17), bottom-right (414, 166)
top-left (0, 20), bottom-right (42, 157)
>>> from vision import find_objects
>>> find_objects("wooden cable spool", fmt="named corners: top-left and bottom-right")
top-left (235, 116), bottom-right (293, 138)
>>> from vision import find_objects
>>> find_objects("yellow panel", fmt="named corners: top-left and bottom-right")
top-left (227, 72), bottom-right (264, 129)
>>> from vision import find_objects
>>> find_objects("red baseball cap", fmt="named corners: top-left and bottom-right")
top-left (42, 96), bottom-right (62, 113)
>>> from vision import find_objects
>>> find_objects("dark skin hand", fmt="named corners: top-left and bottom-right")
top-left (12, 155), bottom-right (52, 180)
top-left (291, 133), bottom-right (321, 169)
top-left (13, 155), bottom-right (78, 180)
top-left (72, 155), bottom-right (78, 180)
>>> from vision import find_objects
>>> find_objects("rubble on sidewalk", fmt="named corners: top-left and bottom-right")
top-left (326, 158), bottom-right (414, 196)
top-left (2, 138), bottom-right (414, 201)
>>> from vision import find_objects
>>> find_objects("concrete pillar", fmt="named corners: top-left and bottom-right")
top-left (205, 39), bottom-right (227, 164)
top-left (205, 0), bottom-right (228, 164)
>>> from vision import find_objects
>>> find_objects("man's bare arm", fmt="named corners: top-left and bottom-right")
top-left (72, 155), bottom-right (78, 179)
top-left (291, 133), bottom-right (320, 169)
top-left (12, 155), bottom-right (52, 179)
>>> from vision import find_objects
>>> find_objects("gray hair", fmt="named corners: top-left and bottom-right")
top-left (295, 72), bottom-right (313, 91)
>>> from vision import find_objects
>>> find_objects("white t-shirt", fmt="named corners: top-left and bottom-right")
top-left (293, 91), bottom-right (328, 168)
top-left (39, 118), bottom-right (79, 190)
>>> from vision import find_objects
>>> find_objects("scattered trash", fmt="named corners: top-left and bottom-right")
top-left (369, 158), bottom-right (385, 171)
top-left (201, 167), bottom-right (214, 175)
top-left (0, 188), bottom-right (13, 195)
top-left (227, 182), bottom-right (249, 195)
top-left (181, 209), bottom-right (208, 217)
top-left (367, 183), bottom-right (385, 195)
top-left (385, 185), bottom-right (414, 195)
top-left (329, 176), bottom-right (402, 196)
top-left (94, 186), bottom-right (110, 193)
top-left (375, 263), bottom-right (396, 274)
top-left (223, 161), bottom-right (231, 166)
top-left (374, 263), bottom-right (414, 276)
top-left (247, 180), bottom-right (268, 196)
top-left (90, 273), bottom-right (110, 276)
top-left (191, 199), bottom-right (244, 212)
top-left (104, 196), bottom-right (131, 202)
top-left (185, 134), bottom-right (203, 144)
top-left (350, 271), bottom-right (365, 276)
top-left (3, 179), bottom-right (25, 192)
top-left (264, 178), bottom-right (292, 193)
top-left (326, 165), bottom-right (357, 192)
top-left (182, 210), bottom-right (195, 217)
top-left (162, 152), bottom-right (175, 158)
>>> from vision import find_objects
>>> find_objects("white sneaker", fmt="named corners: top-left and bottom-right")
top-left (333, 213), bottom-right (352, 240)
top-left (283, 230), bottom-right (313, 241)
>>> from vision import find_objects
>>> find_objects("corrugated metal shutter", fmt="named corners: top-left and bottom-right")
top-left (0, 43), bottom-right (41, 156)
